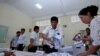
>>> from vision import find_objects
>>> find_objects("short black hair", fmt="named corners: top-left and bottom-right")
top-left (21, 28), bottom-right (25, 31)
top-left (79, 5), bottom-right (98, 17)
top-left (86, 28), bottom-right (90, 31)
top-left (16, 31), bottom-right (21, 34)
top-left (51, 16), bottom-right (58, 22)
top-left (34, 26), bottom-right (39, 31)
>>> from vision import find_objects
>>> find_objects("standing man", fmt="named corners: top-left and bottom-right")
top-left (10, 31), bottom-right (21, 50)
top-left (42, 16), bottom-right (64, 53)
top-left (28, 26), bottom-right (40, 52)
top-left (17, 28), bottom-right (27, 51)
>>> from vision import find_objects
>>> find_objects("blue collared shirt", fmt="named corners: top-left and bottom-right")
top-left (11, 36), bottom-right (19, 47)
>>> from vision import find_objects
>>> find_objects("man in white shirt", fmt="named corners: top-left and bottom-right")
top-left (42, 16), bottom-right (64, 53)
top-left (17, 28), bottom-right (27, 51)
top-left (10, 31), bottom-right (21, 50)
top-left (28, 26), bottom-right (40, 52)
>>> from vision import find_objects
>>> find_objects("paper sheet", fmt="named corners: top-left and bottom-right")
top-left (47, 52), bottom-right (72, 56)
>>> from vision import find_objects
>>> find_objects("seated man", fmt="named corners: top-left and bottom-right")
top-left (73, 33), bottom-right (83, 48)
top-left (83, 28), bottom-right (92, 51)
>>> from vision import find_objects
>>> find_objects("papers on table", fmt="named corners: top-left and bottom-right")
top-left (59, 45), bottom-right (73, 53)
top-left (0, 48), bottom-right (10, 52)
top-left (73, 40), bottom-right (83, 48)
top-left (14, 51), bottom-right (45, 56)
top-left (47, 52), bottom-right (72, 56)
top-left (0, 53), bottom-right (4, 56)
top-left (54, 34), bottom-right (62, 40)
top-left (14, 50), bottom-right (72, 56)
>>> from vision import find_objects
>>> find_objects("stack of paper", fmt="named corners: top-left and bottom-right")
top-left (0, 53), bottom-right (4, 56)
top-left (14, 51), bottom-right (45, 56)
top-left (14, 51), bottom-right (34, 56)
top-left (47, 52), bottom-right (72, 56)
top-left (59, 45), bottom-right (73, 53)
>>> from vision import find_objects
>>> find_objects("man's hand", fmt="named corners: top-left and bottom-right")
top-left (41, 33), bottom-right (55, 46)
top-left (47, 38), bottom-right (54, 46)
top-left (78, 44), bottom-right (100, 56)
top-left (10, 45), bottom-right (12, 49)
top-left (4, 51), bottom-right (15, 56)
top-left (28, 44), bottom-right (33, 48)
top-left (50, 40), bottom-right (55, 46)
top-left (47, 38), bottom-right (52, 41)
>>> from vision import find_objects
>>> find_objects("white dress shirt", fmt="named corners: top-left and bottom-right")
top-left (17, 34), bottom-right (27, 45)
top-left (90, 16), bottom-right (100, 46)
top-left (30, 31), bottom-right (40, 46)
top-left (42, 26), bottom-right (64, 49)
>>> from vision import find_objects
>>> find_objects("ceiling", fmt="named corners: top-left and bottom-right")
top-left (1, 0), bottom-right (100, 20)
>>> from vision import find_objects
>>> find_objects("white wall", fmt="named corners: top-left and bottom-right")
top-left (0, 3), bottom-right (35, 48)
top-left (60, 16), bottom-right (88, 45)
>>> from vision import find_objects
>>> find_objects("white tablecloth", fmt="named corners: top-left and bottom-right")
top-left (47, 52), bottom-right (72, 56)
top-left (14, 51), bottom-right (72, 56)
top-left (14, 51), bottom-right (45, 56)
top-left (0, 53), bottom-right (4, 56)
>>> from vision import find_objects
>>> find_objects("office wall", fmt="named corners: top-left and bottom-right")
top-left (0, 3), bottom-right (35, 48)
top-left (60, 16), bottom-right (88, 45)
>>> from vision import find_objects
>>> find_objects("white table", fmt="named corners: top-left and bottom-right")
top-left (0, 53), bottom-right (4, 56)
top-left (14, 51), bottom-right (72, 56)
top-left (14, 51), bottom-right (45, 56)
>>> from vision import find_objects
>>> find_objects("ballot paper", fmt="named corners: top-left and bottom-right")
top-left (47, 52), bottom-right (72, 56)
top-left (34, 50), bottom-right (45, 56)
top-left (14, 51), bottom-right (34, 56)
top-left (0, 53), bottom-right (4, 56)
top-left (54, 34), bottom-right (62, 40)
top-left (38, 38), bottom-right (43, 46)
top-left (74, 40), bottom-right (83, 47)
top-left (0, 48), bottom-right (10, 52)
top-left (14, 51), bottom-right (45, 56)
top-left (73, 42), bottom-right (85, 56)
top-left (59, 45), bottom-right (73, 53)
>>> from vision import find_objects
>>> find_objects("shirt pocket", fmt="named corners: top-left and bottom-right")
top-left (48, 30), bottom-right (55, 38)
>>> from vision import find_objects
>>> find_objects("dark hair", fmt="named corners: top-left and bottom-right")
top-left (16, 31), bottom-right (21, 34)
top-left (86, 28), bottom-right (90, 31)
top-left (51, 16), bottom-right (58, 22)
top-left (21, 28), bottom-right (25, 31)
top-left (86, 28), bottom-right (90, 35)
top-left (79, 5), bottom-right (98, 17)
top-left (34, 26), bottom-right (39, 31)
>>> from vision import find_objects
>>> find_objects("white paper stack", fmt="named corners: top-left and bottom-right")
top-left (0, 53), bottom-right (4, 56)
top-left (14, 51), bottom-right (34, 56)
top-left (47, 52), bottom-right (72, 56)
top-left (14, 50), bottom-right (45, 56)
top-left (34, 51), bottom-right (45, 56)
top-left (59, 45), bottom-right (73, 53)
top-left (0, 48), bottom-right (10, 52)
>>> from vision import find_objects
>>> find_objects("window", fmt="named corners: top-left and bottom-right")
top-left (71, 16), bottom-right (81, 23)
top-left (36, 20), bottom-right (50, 26)
top-left (36, 19), bottom-right (60, 26)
